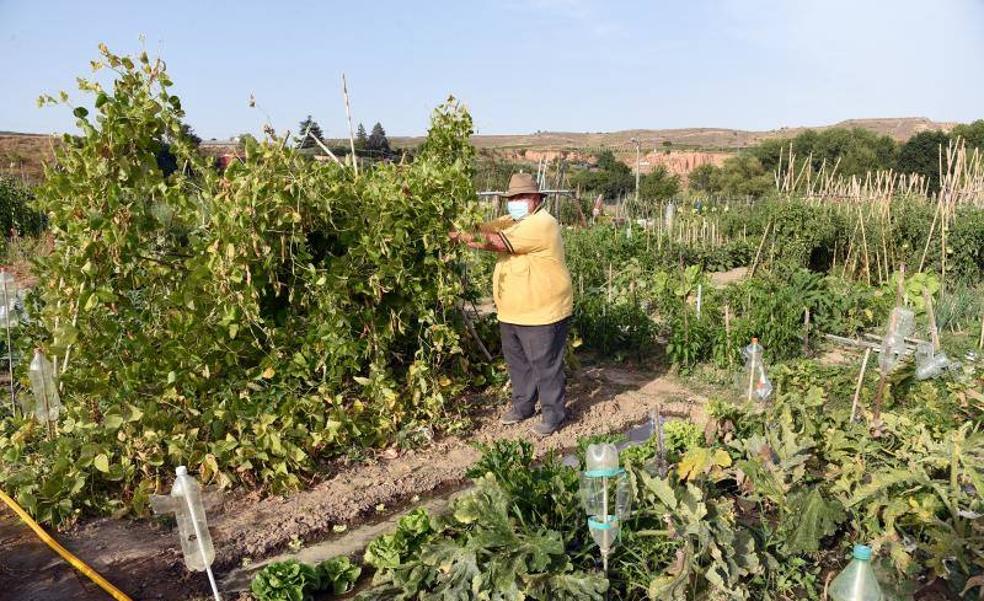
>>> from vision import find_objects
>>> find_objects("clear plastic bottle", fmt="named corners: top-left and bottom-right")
top-left (915, 342), bottom-right (952, 381)
top-left (878, 307), bottom-right (915, 375)
top-left (0, 272), bottom-right (19, 350)
top-left (28, 350), bottom-right (62, 422)
top-left (829, 545), bottom-right (883, 601)
top-left (739, 338), bottom-right (773, 402)
top-left (151, 466), bottom-right (216, 572)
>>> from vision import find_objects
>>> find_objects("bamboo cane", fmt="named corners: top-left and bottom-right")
top-left (850, 348), bottom-right (872, 422)
top-left (857, 204), bottom-right (871, 285)
top-left (724, 305), bottom-right (732, 368)
top-left (341, 74), bottom-right (359, 177)
top-left (923, 289), bottom-right (940, 352)
top-left (749, 220), bottom-right (772, 278)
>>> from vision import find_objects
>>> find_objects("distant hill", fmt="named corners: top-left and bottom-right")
top-left (386, 117), bottom-right (956, 151)
top-left (0, 117), bottom-right (958, 182)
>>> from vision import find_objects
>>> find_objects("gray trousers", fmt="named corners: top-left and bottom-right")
top-left (499, 317), bottom-right (570, 427)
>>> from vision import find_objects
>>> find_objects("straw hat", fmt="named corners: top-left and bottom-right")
top-left (501, 173), bottom-right (544, 198)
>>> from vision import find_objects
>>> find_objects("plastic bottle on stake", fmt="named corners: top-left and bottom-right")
top-left (28, 349), bottom-right (61, 422)
top-left (829, 545), bottom-right (883, 601)
top-left (0, 271), bottom-right (18, 328)
top-left (740, 338), bottom-right (772, 402)
top-left (152, 466), bottom-right (215, 571)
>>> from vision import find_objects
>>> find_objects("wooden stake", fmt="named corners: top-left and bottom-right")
top-left (803, 307), bottom-right (811, 355)
top-left (872, 375), bottom-right (887, 428)
top-left (896, 263), bottom-right (906, 306)
top-left (923, 288), bottom-right (940, 352)
top-left (918, 200), bottom-right (941, 273)
top-left (746, 345), bottom-right (757, 403)
top-left (850, 348), bottom-right (872, 422)
top-left (724, 305), bottom-right (733, 367)
top-left (749, 220), bottom-right (772, 278)
top-left (341, 74), bottom-right (359, 177)
top-left (857, 205), bottom-right (871, 285)
top-left (978, 312), bottom-right (984, 350)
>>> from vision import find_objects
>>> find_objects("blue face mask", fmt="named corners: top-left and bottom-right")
top-left (507, 200), bottom-right (529, 220)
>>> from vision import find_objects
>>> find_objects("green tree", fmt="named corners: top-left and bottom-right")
top-left (296, 115), bottom-right (325, 150)
top-left (951, 119), bottom-right (984, 151)
top-left (687, 163), bottom-right (720, 193)
top-left (178, 123), bottom-right (202, 147)
top-left (367, 122), bottom-right (391, 156)
top-left (715, 154), bottom-right (774, 198)
top-left (896, 131), bottom-right (950, 192)
top-left (596, 149), bottom-right (629, 174)
top-left (356, 123), bottom-right (368, 150)
top-left (570, 150), bottom-right (634, 200)
top-left (639, 165), bottom-right (680, 201)
top-left (752, 128), bottom-right (897, 178)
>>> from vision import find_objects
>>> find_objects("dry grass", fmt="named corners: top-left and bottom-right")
top-left (0, 134), bottom-right (56, 183)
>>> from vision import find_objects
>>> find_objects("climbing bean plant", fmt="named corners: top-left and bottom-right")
top-left (0, 45), bottom-right (488, 525)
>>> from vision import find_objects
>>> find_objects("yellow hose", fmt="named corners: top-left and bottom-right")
top-left (0, 487), bottom-right (132, 601)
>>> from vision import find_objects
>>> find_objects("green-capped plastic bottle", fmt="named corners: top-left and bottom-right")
top-left (829, 545), bottom-right (883, 601)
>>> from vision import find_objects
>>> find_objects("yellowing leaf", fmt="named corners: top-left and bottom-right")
top-left (677, 447), bottom-right (732, 481)
top-left (94, 454), bottom-right (110, 473)
top-left (261, 367), bottom-right (276, 379)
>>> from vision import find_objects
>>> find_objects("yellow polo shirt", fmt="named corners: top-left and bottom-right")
top-left (486, 207), bottom-right (574, 326)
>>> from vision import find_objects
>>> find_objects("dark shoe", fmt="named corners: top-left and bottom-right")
top-left (530, 418), bottom-right (565, 437)
top-left (500, 407), bottom-right (534, 425)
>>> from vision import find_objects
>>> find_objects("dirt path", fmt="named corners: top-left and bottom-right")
top-left (0, 362), bottom-right (705, 601)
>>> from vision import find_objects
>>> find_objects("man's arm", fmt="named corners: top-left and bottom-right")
top-left (450, 229), bottom-right (509, 253)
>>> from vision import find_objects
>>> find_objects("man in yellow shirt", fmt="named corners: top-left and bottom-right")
top-left (451, 173), bottom-right (574, 436)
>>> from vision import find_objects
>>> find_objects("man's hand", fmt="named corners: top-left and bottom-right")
top-left (450, 228), bottom-right (508, 253)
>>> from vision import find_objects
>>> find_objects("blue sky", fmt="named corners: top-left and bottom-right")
top-left (1, 0), bottom-right (982, 139)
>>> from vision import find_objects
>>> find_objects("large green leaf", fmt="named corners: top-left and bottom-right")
top-left (781, 489), bottom-right (846, 554)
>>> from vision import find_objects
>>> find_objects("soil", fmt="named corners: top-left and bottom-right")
top-left (0, 360), bottom-right (705, 601)
top-left (708, 266), bottom-right (748, 288)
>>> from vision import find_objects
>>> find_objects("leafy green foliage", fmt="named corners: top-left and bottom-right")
top-left (691, 154), bottom-right (774, 198)
top-left (360, 476), bottom-right (606, 600)
top-left (897, 131), bottom-right (951, 192)
top-left (570, 150), bottom-right (635, 199)
top-left (250, 557), bottom-right (361, 601)
top-left (357, 357), bottom-right (984, 600)
top-left (319, 556), bottom-right (363, 595)
top-left (0, 46), bottom-right (487, 526)
top-left (752, 127), bottom-right (898, 178)
top-left (951, 119), bottom-right (984, 150)
top-left (251, 560), bottom-right (323, 601)
top-left (0, 176), bottom-right (45, 243)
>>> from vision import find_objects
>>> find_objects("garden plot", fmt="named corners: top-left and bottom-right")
top-left (0, 362), bottom-right (703, 600)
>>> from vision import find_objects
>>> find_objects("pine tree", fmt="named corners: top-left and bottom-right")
top-left (355, 123), bottom-right (368, 150)
top-left (367, 122), bottom-right (391, 156)
top-left (296, 115), bottom-right (325, 149)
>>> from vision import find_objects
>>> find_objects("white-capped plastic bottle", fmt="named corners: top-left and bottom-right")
top-left (151, 466), bottom-right (216, 572)
top-left (28, 349), bottom-right (61, 422)
top-left (829, 544), bottom-right (883, 601)
top-left (739, 338), bottom-right (772, 402)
